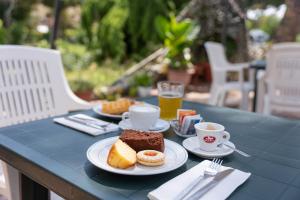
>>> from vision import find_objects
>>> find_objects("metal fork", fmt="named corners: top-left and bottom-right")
top-left (178, 158), bottom-right (223, 200)
top-left (204, 158), bottom-right (223, 175)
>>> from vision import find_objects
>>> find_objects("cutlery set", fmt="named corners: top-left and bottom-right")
top-left (178, 158), bottom-right (233, 200)
top-left (66, 116), bottom-right (110, 131)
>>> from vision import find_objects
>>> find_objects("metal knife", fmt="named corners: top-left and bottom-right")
top-left (183, 168), bottom-right (234, 200)
top-left (72, 116), bottom-right (110, 126)
top-left (65, 117), bottom-right (105, 130)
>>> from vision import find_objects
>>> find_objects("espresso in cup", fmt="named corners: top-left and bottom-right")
top-left (122, 105), bottom-right (160, 131)
top-left (194, 122), bottom-right (230, 151)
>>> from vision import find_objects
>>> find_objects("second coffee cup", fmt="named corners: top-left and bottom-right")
top-left (194, 122), bottom-right (230, 152)
top-left (122, 105), bottom-right (160, 131)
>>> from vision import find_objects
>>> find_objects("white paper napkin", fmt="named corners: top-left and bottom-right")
top-left (148, 160), bottom-right (251, 200)
top-left (53, 114), bottom-right (119, 136)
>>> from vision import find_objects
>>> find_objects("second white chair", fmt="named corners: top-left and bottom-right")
top-left (0, 45), bottom-right (92, 200)
top-left (205, 42), bottom-right (254, 110)
top-left (256, 43), bottom-right (300, 118)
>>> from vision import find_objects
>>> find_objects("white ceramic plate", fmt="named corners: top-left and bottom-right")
top-left (118, 119), bottom-right (170, 133)
top-left (87, 136), bottom-right (188, 175)
top-left (182, 136), bottom-right (235, 158)
top-left (92, 104), bottom-right (122, 119)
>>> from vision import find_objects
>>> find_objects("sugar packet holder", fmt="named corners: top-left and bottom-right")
top-left (180, 114), bottom-right (203, 135)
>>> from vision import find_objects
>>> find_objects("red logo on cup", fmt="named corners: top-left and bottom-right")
top-left (203, 136), bottom-right (216, 143)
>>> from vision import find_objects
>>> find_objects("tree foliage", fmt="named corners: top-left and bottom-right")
top-left (127, 0), bottom-right (171, 52)
top-left (245, 0), bottom-right (283, 8)
top-left (80, 0), bottom-right (186, 61)
top-left (81, 0), bottom-right (128, 61)
top-left (247, 14), bottom-right (281, 36)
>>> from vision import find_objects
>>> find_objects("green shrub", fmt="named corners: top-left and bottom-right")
top-left (81, 0), bottom-right (128, 61)
top-left (4, 21), bottom-right (29, 44)
top-left (127, 0), bottom-right (171, 52)
top-left (56, 39), bottom-right (93, 70)
top-left (296, 34), bottom-right (300, 42)
top-left (132, 72), bottom-right (153, 87)
top-left (246, 14), bottom-right (281, 36)
top-left (69, 79), bottom-right (94, 92)
top-left (96, 1), bottom-right (128, 61)
top-left (155, 14), bottom-right (198, 70)
top-left (0, 20), bottom-right (5, 44)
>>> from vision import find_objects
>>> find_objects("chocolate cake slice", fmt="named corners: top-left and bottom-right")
top-left (119, 130), bottom-right (165, 152)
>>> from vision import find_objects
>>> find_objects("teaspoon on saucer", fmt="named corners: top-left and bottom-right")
top-left (218, 143), bottom-right (251, 157)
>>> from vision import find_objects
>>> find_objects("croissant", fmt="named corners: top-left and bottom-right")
top-left (102, 99), bottom-right (133, 114)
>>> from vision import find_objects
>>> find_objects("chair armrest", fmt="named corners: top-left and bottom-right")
top-left (213, 62), bottom-right (249, 72)
top-left (214, 66), bottom-right (243, 73)
top-left (229, 62), bottom-right (250, 69)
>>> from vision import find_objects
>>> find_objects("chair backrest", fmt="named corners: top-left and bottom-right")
top-left (266, 43), bottom-right (300, 110)
top-left (204, 42), bottom-right (230, 70)
top-left (204, 42), bottom-right (229, 84)
top-left (0, 45), bottom-right (91, 127)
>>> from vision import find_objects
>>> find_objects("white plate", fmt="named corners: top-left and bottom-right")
top-left (182, 136), bottom-right (235, 158)
top-left (93, 104), bottom-right (123, 119)
top-left (118, 119), bottom-right (170, 132)
top-left (86, 136), bottom-right (188, 175)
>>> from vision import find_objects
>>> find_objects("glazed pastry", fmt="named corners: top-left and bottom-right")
top-left (107, 139), bottom-right (137, 169)
top-left (102, 99), bottom-right (133, 115)
top-left (137, 150), bottom-right (165, 166)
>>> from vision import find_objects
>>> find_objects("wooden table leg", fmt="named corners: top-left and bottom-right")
top-left (21, 174), bottom-right (49, 200)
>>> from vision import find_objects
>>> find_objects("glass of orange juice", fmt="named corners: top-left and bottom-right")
top-left (157, 81), bottom-right (184, 120)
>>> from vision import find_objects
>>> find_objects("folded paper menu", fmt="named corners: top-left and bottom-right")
top-left (54, 114), bottom-right (119, 136)
top-left (148, 160), bottom-right (251, 200)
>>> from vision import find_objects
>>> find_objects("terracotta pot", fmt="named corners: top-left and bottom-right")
top-left (202, 62), bottom-right (212, 82)
top-left (167, 69), bottom-right (193, 86)
top-left (191, 62), bottom-right (212, 84)
top-left (75, 90), bottom-right (94, 101)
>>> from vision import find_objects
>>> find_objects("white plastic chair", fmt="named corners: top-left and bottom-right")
top-left (256, 43), bottom-right (300, 118)
top-left (204, 42), bottom-right (254, 110)
top-left (0, 45), bottom-right (92, 200)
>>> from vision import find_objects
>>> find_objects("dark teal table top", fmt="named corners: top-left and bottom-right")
top-left (1, 97), bottom-right (300, 200)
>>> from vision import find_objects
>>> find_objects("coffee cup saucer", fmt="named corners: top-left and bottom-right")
top-left (182, 136), bottom-right (235, 158)
top-left (118, 119), bottom-right (170, 132)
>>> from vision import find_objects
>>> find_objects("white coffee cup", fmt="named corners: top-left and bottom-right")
top-left (122, 105), bottom-right (160, 131)
top-left (194, 122), bottom-right (230, 152)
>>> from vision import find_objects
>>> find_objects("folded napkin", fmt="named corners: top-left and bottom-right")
top-left (53, 114), bottom-right (119, 136)
top-left (148, 160), bottom-right (251, 200)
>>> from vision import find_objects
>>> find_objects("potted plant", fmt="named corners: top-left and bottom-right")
top-left (155, 14), bottom-right (199, 85)
top-left (70, 79), bottom-right (94, 101)
top-left (132, 72), bottom-right (153, 97)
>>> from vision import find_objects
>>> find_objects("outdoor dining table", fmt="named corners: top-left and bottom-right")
top-left (1, 96), bottom-right (300, 200)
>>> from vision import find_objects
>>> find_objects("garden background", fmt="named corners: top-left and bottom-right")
top-left (0, 0), bottom-right (299, 100)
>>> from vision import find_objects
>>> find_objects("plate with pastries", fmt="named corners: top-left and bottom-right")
top-left (86, 129), bottom-right (188, 175)
top-left (93, 98), bottom-right (144, 119)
